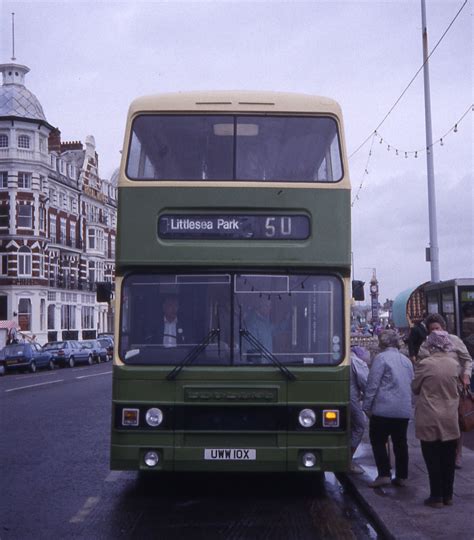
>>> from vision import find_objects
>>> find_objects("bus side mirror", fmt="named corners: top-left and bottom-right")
top-left (352, 280), bottom-right (365, 301)
top-left (97, 282), bottom-right (112, 303)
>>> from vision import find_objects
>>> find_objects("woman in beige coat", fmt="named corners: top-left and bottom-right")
top-left (412, 330), bottom-right (460, 508)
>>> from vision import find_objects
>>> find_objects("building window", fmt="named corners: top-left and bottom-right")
top-left (49, 214), bottom-right (57, 241)
top-left (0, 171), bottom-right (8, 188)
top-left (40, 299), bottom-right (46, 331)
top-left (88, 260), bottom-right (95, 283)
top-left (60, 192), bottom-right (67, 209)
top-left (0, 134), bottom-right (8, 148)
top-left (82, 306), bottom-right (94, 329)
top-left (110, 235), bottom-right (116, 257)
top-left (39, 175), bottom-right (46, 191)
top-left (39, 254), bottom-right (45, 277)
top-left (0, 254), bottom-right (8, 275)
top-left (88, 228), bottom-right (96, 249)
top-left (18, 172), bottom-right (32, 188)
top-left (17, 135), bottom-right (31, 149)
top-left (39, 207), bottom-right (46, 231)
top-left (47, 304), bottom-right (55, 329)
top-left (18, 298), bottom-right (32, 331)
top-left (39, 138), bottom-right (46, 153)
top-left (18, 246), bottom-right (32, 276)
top-left (60, 218), bottom-right (66, 244)
top-left (18, 205), bottom-right (33, 228)
top-left (0, 205), bottom-right (9, 228)
top-left (61, 304), bottom-right (76, 330)
top-left (70, 221), bottom-right (76, 246)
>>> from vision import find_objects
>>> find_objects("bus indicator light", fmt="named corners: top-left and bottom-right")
top-left (122, 408), bottom-right (139, 427)
top-left (322, 410), bottom-right (340, 428)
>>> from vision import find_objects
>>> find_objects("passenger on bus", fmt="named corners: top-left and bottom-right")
top-left (243, 298), bottom-right (289, 362)
top-left (157, 295), bottom-right (189, 347)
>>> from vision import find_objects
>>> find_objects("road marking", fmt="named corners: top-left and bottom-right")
top-left (6, 372), bottom-right (60, 382)
top-left (5, 379), bottom-right (64, 393)
top-left (76, 371), bottom-right (112, 380)
top-left (105, 471), bottom-right (122, 482)
top-left (70, 496), bottom-right (100, 523)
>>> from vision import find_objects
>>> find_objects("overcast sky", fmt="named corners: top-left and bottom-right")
top-left (1, 0), bottom-right (472, 301)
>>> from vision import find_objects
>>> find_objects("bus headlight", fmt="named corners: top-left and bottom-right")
top-left (302, 452), bottom-right (317, 468)
top-left (144, 451), bottom-right (160, 467)
top-left (298, 408), bottom-right (316, 428)
top-left (323, 409), bottom-right (340, 427)
top-left (145, 407), bottom-right (163, 427)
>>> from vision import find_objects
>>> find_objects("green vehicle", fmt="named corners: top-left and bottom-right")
top-left (110, 91), bottom-right (352, 473)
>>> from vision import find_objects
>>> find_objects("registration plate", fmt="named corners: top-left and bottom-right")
top-left (204, 448), bottom-right (256, 460)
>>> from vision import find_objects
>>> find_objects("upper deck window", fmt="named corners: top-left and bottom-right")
top-left (127, 115), bottom-right (343, 182)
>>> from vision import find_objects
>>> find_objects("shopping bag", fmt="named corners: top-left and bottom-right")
top-left (458, 386), bottom-right (474, 432)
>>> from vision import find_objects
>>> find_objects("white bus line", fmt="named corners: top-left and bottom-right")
top-left (76, 371), bottom-right (112, 380)
top-left (5, 379), bottom-right (64, 393)
top-left (69, 496), bottom-right (100, 524)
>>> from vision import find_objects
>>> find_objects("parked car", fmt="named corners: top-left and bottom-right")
top-left (42, 340), bottom-right (94, 368)
top-left (97, 336), bottom-right (113, 362)
top-left (81, 339), bottom-right (108, 363)
top-left (0, 343), bottom-right (54, 373)
top-left (0, 347), bottom-right (5, 376)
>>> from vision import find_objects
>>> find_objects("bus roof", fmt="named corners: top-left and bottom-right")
top-left (128, 91), bottom-right (343, 117)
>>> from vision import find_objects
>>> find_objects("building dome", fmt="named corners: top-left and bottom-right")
top-left (0, 63), bottom-right (47, 122)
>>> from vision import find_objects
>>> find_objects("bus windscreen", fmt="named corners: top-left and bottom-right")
top-left (126, 115), bottom-right (343, 182)
top-left (119, 273), bottom-right (344, 366)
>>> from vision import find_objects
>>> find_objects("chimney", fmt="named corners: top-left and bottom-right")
top-left (48, 128), bottom-right (62, 153)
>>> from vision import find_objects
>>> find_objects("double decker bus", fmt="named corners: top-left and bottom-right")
top-left (111, 91), bottom-right (352, 474)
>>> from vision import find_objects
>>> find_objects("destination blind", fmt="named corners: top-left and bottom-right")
top-left (158, 214), bottom-right (310, 240)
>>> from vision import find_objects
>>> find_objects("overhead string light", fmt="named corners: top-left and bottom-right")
top-left (351, 104), bottom-right (472, 207)
top-left (351, 131), bottom-right (376, 207)
top-left (348, 0), bottom-right (469, 161)
top-left (369, 104), bottom-right (472, 160)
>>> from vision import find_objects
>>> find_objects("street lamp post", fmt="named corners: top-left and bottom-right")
top-left (421, 0), bottom-right (440, 282)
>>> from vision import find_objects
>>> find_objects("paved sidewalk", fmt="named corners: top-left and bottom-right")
top-left (344, 421), bottom-right (474, 539)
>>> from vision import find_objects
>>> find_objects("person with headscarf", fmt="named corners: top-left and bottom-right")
top-left (412, 330), bottom-right (460, 508)
top-left (362, 330), bottom-right (414, 488)
top-left (417, 313), bottom-right (472, 468)
top-left (349, 346), bottom-right (370, 473)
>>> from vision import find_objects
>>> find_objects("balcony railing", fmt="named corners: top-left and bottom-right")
top-left (49, 278), bottom-right (97, 292)
top-left (48, 236), bottom-right (83, 249)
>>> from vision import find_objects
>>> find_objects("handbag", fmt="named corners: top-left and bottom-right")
top-left (458, 386), bottom-right (474, 432)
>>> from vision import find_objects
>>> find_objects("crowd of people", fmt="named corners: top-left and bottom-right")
top-left (350, 313), bottom-right (472, 509)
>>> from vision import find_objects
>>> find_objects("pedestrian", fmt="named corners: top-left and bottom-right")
top-left (417, 313), bottom-right (472, 468)
top-left (362, 330), bottom-right (414, 488)
top-left (407, 315), bottom-right (428, 364)
top-left (350, 346), bottom-right (370, 473)
top-left (412, 330), bottom-right (460, 508)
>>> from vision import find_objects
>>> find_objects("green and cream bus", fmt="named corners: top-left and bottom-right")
top-left (110, 91), bottom-right (352, 473)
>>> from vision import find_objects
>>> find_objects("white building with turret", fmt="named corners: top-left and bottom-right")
top-left (0, 61), bottom-right (116, 344)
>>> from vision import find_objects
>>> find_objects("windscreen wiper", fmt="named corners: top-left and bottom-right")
top-left (239, 328), bottom-right (296, 381)
top-left (166, 328), bottom-right (220, 381)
